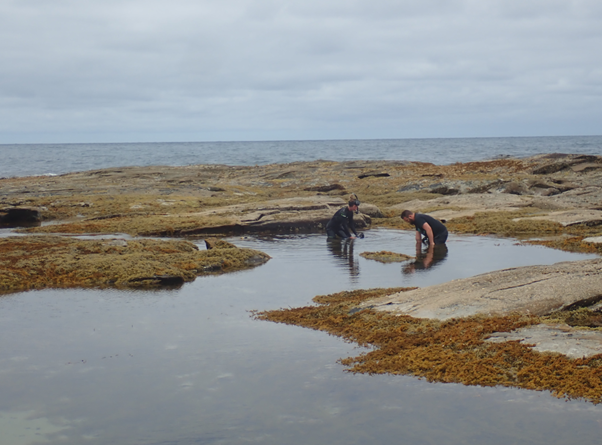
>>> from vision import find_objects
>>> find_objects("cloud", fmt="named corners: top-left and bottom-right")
top-left (0, 0), bottom-right (601, 142)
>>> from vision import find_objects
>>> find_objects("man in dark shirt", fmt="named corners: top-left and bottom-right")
top-left (401, 210), bottom-right (448, 246)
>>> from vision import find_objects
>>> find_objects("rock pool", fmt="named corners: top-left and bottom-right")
top-left (0, 228), bottom-right (601, 445)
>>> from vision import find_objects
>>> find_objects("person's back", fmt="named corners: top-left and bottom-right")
top-left (401, 210), bottom-right (448, 246)
top-left (414, 213), bottom-right (447, 243)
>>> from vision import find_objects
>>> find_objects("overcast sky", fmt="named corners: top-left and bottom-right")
top-left (1, 0), bottom-right (601, 143)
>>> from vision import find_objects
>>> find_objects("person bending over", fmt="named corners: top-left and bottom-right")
top-left (326, 194), bottom-right (361, 240)
top-left (401, 210), bottom-right (448, 247)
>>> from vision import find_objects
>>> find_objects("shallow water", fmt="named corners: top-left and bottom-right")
top-left (1, 229), bottom-right (601, 445)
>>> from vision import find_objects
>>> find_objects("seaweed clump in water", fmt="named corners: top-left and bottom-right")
top-left (359, 251), bottom-right (413, 263)
top-left (0, 235), bottom-right (270, 294)
top-left (253, 287), bottom-right (602, 404)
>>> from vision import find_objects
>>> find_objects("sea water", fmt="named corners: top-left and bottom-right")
top-left (1, 135), bottom-right (601, 178)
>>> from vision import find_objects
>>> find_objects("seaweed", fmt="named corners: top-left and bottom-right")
top-left (0, 236), bottom-right (270, 294)
top-left (253, 287), bottom-right (602, 404)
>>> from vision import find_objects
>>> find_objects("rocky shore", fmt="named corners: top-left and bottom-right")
top-left (2, 153), bottom-right (602, 401)
top-left (1, 153), bottom-right (601, 240)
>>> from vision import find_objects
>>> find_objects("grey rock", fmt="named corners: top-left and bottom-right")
top-left (583, 236), bottom-right (602, 244)
top-left (486, 323), bottom-right (602, 358)
top-left (362, 258), bottom-right (602, 320)
top-left (358, 203), bottom-right (384, 218)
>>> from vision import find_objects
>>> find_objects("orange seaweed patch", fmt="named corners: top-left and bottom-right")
top-left (253, 287), bottom-right (602, 404)
top-left (0, 235), bottom-right (270, 294)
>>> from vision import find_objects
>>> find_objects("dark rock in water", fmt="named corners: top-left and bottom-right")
top-left (128, 275), bottom-right (185, 287)
top-left (0, 207), bottom-right (42, 227)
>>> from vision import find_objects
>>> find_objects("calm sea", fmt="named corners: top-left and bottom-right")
top-left (1, 135), bottom-right (601, 178)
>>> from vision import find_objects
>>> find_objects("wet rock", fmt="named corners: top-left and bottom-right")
top-left (0, 207), bottom-right (42, 227)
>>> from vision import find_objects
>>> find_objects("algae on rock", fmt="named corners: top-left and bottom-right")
top-left (0, 236), bottom-right (270, 294)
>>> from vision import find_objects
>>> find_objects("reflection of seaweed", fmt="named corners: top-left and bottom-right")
top-left (254, 287), bottom-right (602, 404)
top-left (360, 251), bottom-right (413, 263)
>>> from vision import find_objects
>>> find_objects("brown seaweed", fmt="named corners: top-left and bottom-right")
top-left (253, 287), bottom-right (602, 404)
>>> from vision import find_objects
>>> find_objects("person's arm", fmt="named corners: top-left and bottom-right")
top-left (343, 225), bottom-right (355, 238)
top-left (415, 230), bottom-right (422, 246)
top-left (423, 244), bottom-right (434, 267)
top-left (347, 210), bottom-right (358, 238)
top-left (422, 222), bottom-right (435, 246)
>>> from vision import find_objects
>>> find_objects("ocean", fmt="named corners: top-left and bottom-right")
top-left (1, 135), bottom-right (601, 178)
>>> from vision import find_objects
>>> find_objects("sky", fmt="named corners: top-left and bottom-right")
top-left (1, 0), bottom-right (601, 143)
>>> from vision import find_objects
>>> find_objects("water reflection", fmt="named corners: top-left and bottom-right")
top-left (403, 243), bottom-right (449, 274)
top-left (326, 238), bottom-right (360, 280)
top-left (0, 229), bottom-right (601, 445)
